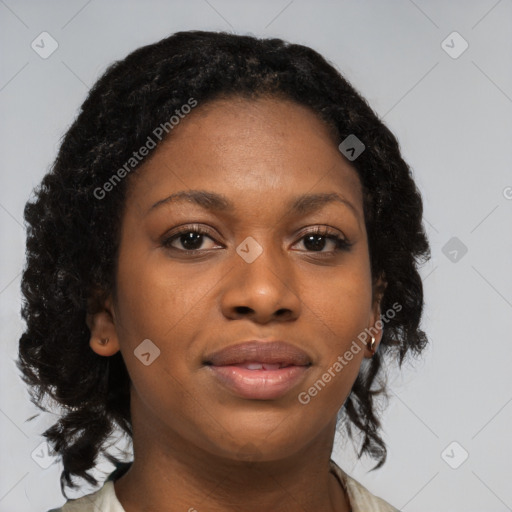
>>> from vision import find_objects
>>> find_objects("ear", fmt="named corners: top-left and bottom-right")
top-left (364, 273), bottom-right (387, 358)
top-left (86, 292), bottom-right (120, 357)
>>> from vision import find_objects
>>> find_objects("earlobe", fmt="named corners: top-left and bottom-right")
top-left (364, 274), bottom-right (387, 358)
top-left (363, 332), bottom-right (379, 358)
top-left (364, 308), bottom-right (383, 358)
top-left (86, 294), bottom-right (120, 357)
top-left (365, 334), bottom-right (377, 356)
top-left (89, 332), bottom-right (120, 356)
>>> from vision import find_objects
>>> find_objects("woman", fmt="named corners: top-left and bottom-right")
top-left (17, 30), bottom-right (430, 512)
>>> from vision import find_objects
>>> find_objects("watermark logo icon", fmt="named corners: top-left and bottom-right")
top-left (442, 236), bottom-right (468, 263)
top-left (134, 339), bottom-right (161, 366)
top-left (441, 31), bottom-right (469, 59)
top-left (31, 441), bottom-right (56, 469)
top-left (338, 135), bottom-right (365, 161)
top-left (236, 236), bottom-right (263, 263)
top-left (31, 32), bottom-right (59, 59)
top-left (441, 441), bottom-right (469, 469)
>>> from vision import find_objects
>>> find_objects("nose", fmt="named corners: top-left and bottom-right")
top-left (220, 238), bottom-right (301, 324)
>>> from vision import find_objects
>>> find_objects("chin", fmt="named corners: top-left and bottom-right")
top-left (203, 428), bottom-right (309, 465)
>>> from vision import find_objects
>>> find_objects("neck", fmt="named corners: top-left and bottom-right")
top-left (114, 405), bottom-right (350, 512)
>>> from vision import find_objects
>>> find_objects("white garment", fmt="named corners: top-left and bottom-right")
top-left (48, 459), bottom-right (400, 511)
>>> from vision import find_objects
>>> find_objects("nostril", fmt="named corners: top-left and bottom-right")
top-left (234, 306), bottom-right (253, 314)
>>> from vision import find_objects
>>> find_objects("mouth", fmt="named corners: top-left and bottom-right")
top-left (229, 362), bottom-right (296, 370)
top-left (203, 340), bottom-right (312, 400)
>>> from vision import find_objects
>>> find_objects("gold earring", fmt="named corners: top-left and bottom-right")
top-left (367, 336), bottom-right (376, 355)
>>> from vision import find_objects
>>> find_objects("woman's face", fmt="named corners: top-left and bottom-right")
top-left (93, 96), bottom-right (383, 461)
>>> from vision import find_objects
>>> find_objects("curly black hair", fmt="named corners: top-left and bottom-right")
top-left (16, 30), bottom-right (430, 496)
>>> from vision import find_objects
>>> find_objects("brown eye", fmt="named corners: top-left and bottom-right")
top-left (161, 225), bottom-right (222, 253)
top-left (293, 227), bottom-right (352, 254)
top-left (172, 231), bottom-right (208, 250)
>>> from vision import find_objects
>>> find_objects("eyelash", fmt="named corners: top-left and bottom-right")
top-left (161, 224), bottom-right (352, 257)
top-left (294, 226), bottom-right (352, 256)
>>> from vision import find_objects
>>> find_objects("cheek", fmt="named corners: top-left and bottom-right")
top-left (114, 249), bottom-right (205, 342)
top-left (303, 260), bottom-right (373, 339)
top-left (297, 276), bottom-right (370, 414)
top-left (297, 253), bottom-right (372, 403)
top-left (112, 252), bottom-right (219, 394)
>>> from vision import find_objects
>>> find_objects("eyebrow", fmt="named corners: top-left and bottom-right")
top-left (147, 190), bottom-right (358, 217)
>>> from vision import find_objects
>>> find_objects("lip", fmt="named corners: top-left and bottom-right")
top-left (204, 340), bottom-right (312, 400)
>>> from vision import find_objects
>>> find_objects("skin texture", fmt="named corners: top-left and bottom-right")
top-left (87, 97), bottom-right (385, 512)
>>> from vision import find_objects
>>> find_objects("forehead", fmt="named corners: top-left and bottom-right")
top-left (168, 95), bottom-right (341, 162)
top-left (125, 96), bottom-right (364, 218)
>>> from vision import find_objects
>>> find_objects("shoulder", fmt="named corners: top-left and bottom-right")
top-left (46, 480), bottom-right (125, 512)
top-left (329, 459), bottom-right (401, 512)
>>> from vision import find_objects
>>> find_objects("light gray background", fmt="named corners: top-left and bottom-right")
top-left (1, 1), bottom-right (511, 511)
